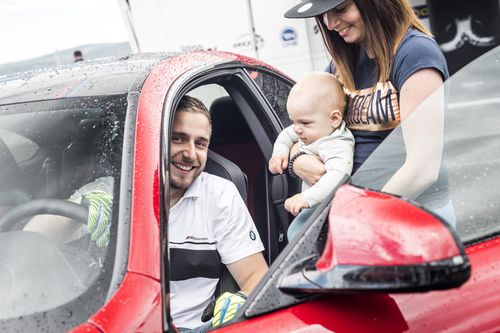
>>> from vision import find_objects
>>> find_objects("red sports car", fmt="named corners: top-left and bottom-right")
top-left (0, 48), bottom-right (498, 332)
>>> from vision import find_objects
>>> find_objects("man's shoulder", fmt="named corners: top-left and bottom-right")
top-left (200, 172), bottom-right (238, 193)
top-left (196, 172), bottom-right (246, 211)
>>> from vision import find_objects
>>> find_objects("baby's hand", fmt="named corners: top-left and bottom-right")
top-left (284, 193), bottom-right (309, 216)
top-left (269, 155), bottom-right (288, 174)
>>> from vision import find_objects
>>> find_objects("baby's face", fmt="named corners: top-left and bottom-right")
top-left (288, 104), bottom-right (338, 145)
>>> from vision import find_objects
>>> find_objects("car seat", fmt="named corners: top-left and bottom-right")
top-left (204, 149), bottom-right (248, 295)
top-left (205, 150), bottom-right (247, 203)
top-left (209, 96), bottom-right (264, 217)
top-left (0, 136), bottom-right (30, 206)
top-left (59, 119), bottom-right (106, 198)
top-left (209, 96), bottom-right (291, 262)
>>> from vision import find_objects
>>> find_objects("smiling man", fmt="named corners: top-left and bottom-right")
top-left (169, 101), bottom-right (210, 204)
top-left (168, 95), bottom-right (268, 332)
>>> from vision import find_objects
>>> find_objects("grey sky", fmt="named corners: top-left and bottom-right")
top-left (0, 0), bottom-right (129, 64)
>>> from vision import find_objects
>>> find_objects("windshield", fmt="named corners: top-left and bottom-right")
top-left (350, 45), bottom-right (500, 243)
top-left (0, 95), bottom-right (126, 327)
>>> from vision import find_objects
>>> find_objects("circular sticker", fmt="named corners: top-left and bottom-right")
top-left (281, 27), bottom-right (297, 42)
top-left (281, 27), bottom-right (298, 46)
top-left (298, 3), bottom-right (313, 13)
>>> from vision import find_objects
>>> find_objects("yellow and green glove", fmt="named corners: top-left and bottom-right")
top-left (211, 291), bottom-right (247, 327)
top-left (83, 190), bottom-right (113, 247)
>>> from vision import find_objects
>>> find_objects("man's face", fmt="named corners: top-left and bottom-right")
top-left (170, 111), bottom-right (211, 192)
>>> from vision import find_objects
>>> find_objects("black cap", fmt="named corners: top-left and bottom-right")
top-left (284, 0), bottom-right (347, 19)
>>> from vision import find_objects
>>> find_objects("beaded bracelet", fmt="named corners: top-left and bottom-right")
top-left (288, 151), bottom-right (307, 178)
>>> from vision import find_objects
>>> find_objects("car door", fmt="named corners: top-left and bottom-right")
top-left (158, 54), bottom-right (302, 331)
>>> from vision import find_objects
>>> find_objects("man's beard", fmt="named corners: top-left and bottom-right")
top-left (169, 161), bottom-right (204, 190)
top-left (170, 177), bottom-right (191, 190)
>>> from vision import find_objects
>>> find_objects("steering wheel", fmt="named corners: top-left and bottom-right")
top-left (0, 199), bottom-right (88, 232)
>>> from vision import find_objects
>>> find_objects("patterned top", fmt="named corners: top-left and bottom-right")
top-left (329, 28), bottom-right (449, 172)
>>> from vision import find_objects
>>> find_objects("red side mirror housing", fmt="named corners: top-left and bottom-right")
top-left (280, 185), bottom-right (470, 294)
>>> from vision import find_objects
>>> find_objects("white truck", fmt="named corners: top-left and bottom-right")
top-left (116, 0), bottom-right (430, 80)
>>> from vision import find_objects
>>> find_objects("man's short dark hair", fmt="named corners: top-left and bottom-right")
top-left (74, 50), bottom-right (82, 57)
top-left (176, 95), bottom-right (211, 125)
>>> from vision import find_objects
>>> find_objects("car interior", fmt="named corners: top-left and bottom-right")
top-left (0, 107), bottom-right (124, 215)
top-left (0, 97), bottom-right (129, 322)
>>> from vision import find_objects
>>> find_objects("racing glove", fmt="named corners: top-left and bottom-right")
top-left (211, 291), bottom-right (247, 327)
top-left (82, 190), bottom-right (113, 247)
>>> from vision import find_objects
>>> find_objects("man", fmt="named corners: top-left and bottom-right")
top-left (168, 95), bottom-right (268, 332)
top-left (73, 50), bottom-right (83, 62)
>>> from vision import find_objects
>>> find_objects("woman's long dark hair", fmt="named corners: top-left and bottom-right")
top-left (317, 0), bottom-right (431, 91)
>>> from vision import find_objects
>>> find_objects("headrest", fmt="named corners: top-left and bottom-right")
top-left (209, 96), bottom-right (254, 146)
top-left (205, 150), bottom-right (248, 202)
top-left (0, 136), bottom-right (21, 191)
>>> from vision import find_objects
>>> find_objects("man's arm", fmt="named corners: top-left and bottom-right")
top-left (23, 196), bottom-right (85, 244)
top-left (209, 180), bottom-right (268, 327)
top-left (227, 252), bottom-right (268, 295)
top-left (210, 250), bottom-right (267, 327)
top-left (23, 177), bottom-right (114, 246)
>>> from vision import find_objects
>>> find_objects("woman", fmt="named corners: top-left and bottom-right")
top-left (284, 0), bottom-right (455, 225)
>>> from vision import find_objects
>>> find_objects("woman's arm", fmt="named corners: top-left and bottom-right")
top-left (290, 143), bottom-right (326, 186)
top-left (381, 68), bottom-right (444, 199)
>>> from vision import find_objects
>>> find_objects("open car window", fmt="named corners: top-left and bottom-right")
top-left (350, 46), bottom-right (500, 243)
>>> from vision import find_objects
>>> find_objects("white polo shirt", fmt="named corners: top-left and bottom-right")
top-left (169, 172), bottom-right (264, 329)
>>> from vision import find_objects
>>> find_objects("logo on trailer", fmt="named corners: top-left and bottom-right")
top-left (281, 27), bottom-right (298, 47)
top-left (233, 33), bottom-right (264, 52)
top-left (440, 16), bottom-right (495, 52)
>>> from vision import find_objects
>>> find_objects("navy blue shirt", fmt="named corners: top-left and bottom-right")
top-left (328, 28), bottom-right (449, 172)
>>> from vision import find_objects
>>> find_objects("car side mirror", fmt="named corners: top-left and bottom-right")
top-left (280, 185), bottom-right (470, 294)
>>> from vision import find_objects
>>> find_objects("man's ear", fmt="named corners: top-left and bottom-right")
top-left (329, 109), bottom-right (343, 129)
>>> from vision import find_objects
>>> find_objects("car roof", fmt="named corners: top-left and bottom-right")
top-left (0, 53), bottom-right (173, 105)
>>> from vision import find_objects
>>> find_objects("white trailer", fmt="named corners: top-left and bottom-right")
top-left (116, 0), bottom-right (431, 80)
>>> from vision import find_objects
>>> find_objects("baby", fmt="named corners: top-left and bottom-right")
top-left (269, 72), bottom-right (354, 241)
